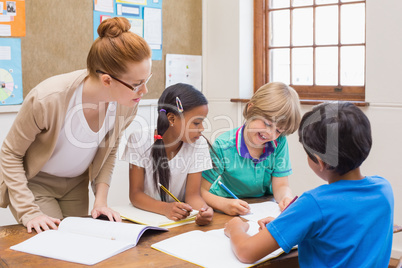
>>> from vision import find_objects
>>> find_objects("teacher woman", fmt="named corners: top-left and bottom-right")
top-left (0, 17), bottom-right (152, 233)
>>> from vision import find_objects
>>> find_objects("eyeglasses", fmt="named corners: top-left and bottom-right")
top-left (96, 70), bottom-right (152, 92)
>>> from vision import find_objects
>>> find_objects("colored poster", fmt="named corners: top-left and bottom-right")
top-left (165, 54), bottom-right (202, 91)
top-left (0, 38), bottom-right (23, 105)
top-left (0, 0), bottom-right (25, 37)
top-left (93, 0), bottom-right (162, 60)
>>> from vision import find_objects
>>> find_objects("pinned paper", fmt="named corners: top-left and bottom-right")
top-left (0, 0), bottom-right (25, 36)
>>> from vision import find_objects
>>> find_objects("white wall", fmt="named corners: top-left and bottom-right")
top-left (202, 0), bottom-right (402, 259)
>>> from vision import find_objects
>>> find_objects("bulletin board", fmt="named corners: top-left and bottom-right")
top-left (0, 0), bottom-right (25, 37)
top-left (94, 0), bottom-right (163, 60)
top-left (19, 0), bottom-right (202, 100)
top-left (0, 38), bottom-right (23, 105)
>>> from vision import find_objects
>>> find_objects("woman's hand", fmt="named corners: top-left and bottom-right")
top-left (164, 202), bottom-right (193, 221)
top-left (91, 206), bottom-right (121, 222)
top-left (195, 205), bottom-right (213, 226)
top-left (26, 215), bottom-right (61, 233)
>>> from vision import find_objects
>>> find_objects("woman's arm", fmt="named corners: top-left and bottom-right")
top-left (201, 179), bottom-right (250, 215)
top-left (271, 176), bottom-right (294, 211)
top-left (1, 90), bottom-right (52, 228)
top-left (91, 182), bottom-right (121, 221)
top-left (129, 164), bottom-right (192, 221)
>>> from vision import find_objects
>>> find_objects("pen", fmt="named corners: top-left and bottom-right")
top-left (158, 183), bottom-right (181, 203)
top-left (217, 179), bottom-right (239, 199)
top-left (282, 195), bottom-right (298, 212)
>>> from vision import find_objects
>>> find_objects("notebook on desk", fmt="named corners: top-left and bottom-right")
top-left (10, 217), bottom-right (167, 265)
top-left (151, 221), bottom-right (290, 268)
top-left (240, 201), bottom-right (281, 222)
top-left (112, 203), bottom-right (198, 228)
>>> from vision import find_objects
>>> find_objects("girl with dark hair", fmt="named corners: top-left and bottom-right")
top-left (122, 83), bottom-right (213, 225)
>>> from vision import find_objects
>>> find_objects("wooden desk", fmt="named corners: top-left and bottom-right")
top-left (0, 197), bottom-right (299, 268)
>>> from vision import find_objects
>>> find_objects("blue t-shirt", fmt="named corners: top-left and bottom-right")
top-left (202, 126), bottom-right (292, 198)
top-left (267, 176), bottom-right (394, 267)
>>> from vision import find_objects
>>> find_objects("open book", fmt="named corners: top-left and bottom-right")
top-left (151, 221), bottom-right (289, 268)
top-left (112, 204), bottom-right (198, 228)
top-left (10, 217), bottom-right (167, 266)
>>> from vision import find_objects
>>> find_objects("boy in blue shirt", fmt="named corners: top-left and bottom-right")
top-left (224, 102), bottom-right (394, 267)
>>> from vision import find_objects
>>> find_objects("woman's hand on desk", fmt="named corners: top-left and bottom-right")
top-left (27, 215), bottom-right (61, 234)
top-left (195, 205), bottom-right (213, 226)
top-left (91, 206), bottom-right (121, 222)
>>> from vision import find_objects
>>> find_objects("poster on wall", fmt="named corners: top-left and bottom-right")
top-left (93, 0), bottom-right (162, 60)
top-left (165, 54), bottom-right (202, 91)
top-left (0, 0), bottom-right (25, 37)
top-left (0, 38), bottom-right (23, 105)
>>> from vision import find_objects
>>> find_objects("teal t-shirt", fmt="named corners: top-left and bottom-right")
top-left (202, 126), bottom-right (292, 198)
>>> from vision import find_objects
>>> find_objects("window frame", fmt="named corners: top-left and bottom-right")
top-left (253, 0), bottom-right (366, 103)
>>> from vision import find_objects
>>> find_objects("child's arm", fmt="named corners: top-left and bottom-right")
top-left (271, 176), bottom-right (294, 211)
top-left (224, 217), bottom-right (280, 263)
top-left (185, 172), bottom-right (214, 225)
top-left (201, 179), bottom-right (250, 215)
top-left (129, 164), bottom-right (192, 221)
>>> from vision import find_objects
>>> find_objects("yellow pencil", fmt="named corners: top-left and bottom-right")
top-left (158, 183), bottom-right (181, 202)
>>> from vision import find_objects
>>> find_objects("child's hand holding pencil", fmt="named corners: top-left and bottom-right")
top-left (222, 198), bottom-right (250, 216)
top-left (158, 183), bottom-right (193, 221)
top-left (164, 202), bottom-right (193, 221)
top-left (216, 177), bottom-right (251, 216)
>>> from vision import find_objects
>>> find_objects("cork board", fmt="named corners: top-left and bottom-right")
top-left (21, 0), bottom-right (202, 100)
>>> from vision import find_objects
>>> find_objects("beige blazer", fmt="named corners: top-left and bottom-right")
top-left (0, 69), bottom-right (138, 225)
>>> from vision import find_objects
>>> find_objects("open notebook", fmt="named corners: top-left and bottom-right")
top-left (112, 204), bottom-right (198, 228)
top-left (240, 201), bottom-right (281, 222)
top-left (151, 221), bottom-right (291, 268)
top-left (10, 217), bottom-right (167, 266)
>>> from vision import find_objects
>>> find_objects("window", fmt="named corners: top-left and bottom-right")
top-left (254, 0), bottom-right (366, 102)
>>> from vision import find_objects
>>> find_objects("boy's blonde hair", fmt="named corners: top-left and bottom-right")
top-left (243, 82), bottom-right (301, 136)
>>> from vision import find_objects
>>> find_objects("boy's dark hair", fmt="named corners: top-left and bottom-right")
top-left (298, 102), bottom-right (372, 176)
top-left (151, 83), bottom-right (208, 201)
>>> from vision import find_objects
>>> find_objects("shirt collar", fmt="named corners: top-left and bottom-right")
top-left (235, 125), bottom-right (277, 163)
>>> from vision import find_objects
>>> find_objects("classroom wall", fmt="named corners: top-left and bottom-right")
top-left (202, 0), bottom-right (402, 259)
top-left (1, 0), bottom-right (401, 260)
top-left (21, 0), bottom-right (201, 99)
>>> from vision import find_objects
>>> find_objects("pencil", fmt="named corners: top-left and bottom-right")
top-left (158, 183), bottom-right (181, 203)
top-left (282, 195), bottom-right (298, 212)
top-left (217, 179), bottom-right (239, 199)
